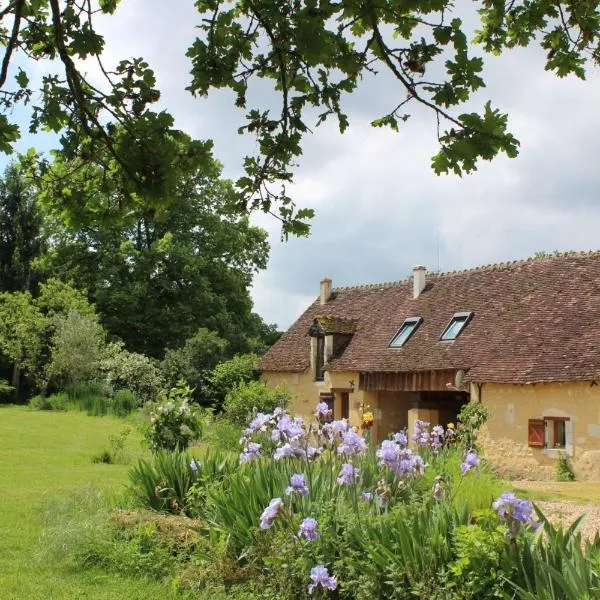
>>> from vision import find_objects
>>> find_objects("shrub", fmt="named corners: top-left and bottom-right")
top-left (101, 342), bottom-right (164, 404)
top-left (110, 389), bottom-right (138, 417)
top-left (556, 453), bottom-right (576, 482)
top-left (203, 353), bottom-right (260, 409)
top-left (161, 327), bottom-right (229, 394)
top-left (145, 381), bottom-right (202, 452)
top-left (29, 392), bottom-right (69, 411)
top-left (222, 380), bottom-right (289, 426)
top-left (455, 401), bottom-right (490, 450)
top-left (46, 310), bottom-right (105, 390)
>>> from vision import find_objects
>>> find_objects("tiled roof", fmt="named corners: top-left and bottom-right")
top-left (258, 252), bottom-right (600, 384)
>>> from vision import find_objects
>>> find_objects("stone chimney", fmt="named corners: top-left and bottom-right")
top-left (320, 278), bottom-right (332, 305)
top-left (413, 265), bottom-right (426, 298)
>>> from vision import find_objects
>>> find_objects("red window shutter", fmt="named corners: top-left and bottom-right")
top-left (528, 419), bottom-right (545, 448)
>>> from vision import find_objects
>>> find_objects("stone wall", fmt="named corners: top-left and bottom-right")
top-left (477, 381), bottom-right (600, 481)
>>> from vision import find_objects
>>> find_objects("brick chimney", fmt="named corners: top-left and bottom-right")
top-left (320, 278), bottom-right (332, 305)
top-left (413, 265), bottom-right (426, 298)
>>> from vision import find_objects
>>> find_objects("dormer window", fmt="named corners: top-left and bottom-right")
top-left (440, 312), bottom-right (473, 341)
top-left (389, 317), bottom-right (423, 348)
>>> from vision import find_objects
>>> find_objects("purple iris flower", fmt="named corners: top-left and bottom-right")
top-left (245, 412), bottom-right (271, 435)
top-left (259, 497), bottom-right (284, 529)
top-left (308, 565), bottom-right (338, 594)
top-left (338, 429), bottom-right (367, 456)
top-left (239, 442), bottom-right (261, 464)
top-left (277, 414), bottom-right (304, 440)
top-left (273, 441), bottom-right (306, 460)
top-left (337, 462), bottom-right (360, 485)
top-left (315, 401), bottom-right (332, 418)
top-left (361, 491), bottom-right (373, 502)
top-left (460, 450), bottom-right (480, 475)
top-left (393, 431), bottom-right (408, 447)
top-left (298, 517), bottom-right (320, 541)
top-left (285, 473), bottom-right (309, 497)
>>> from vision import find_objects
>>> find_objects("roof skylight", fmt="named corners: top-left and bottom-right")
top-left (389, 317), bottom-right (422, 348)
top-left (440, 312), bottom-right (473, 341)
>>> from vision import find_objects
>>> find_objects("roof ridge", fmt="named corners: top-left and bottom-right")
top-left (331, 250), bottom-right (600, 291)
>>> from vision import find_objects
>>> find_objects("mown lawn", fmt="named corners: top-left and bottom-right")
top-left (510, 480), bottom-right (600, 504)
top-left (0, 405), bottom-right (184, 599)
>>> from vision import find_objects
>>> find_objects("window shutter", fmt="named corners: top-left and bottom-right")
top-left (528, 419), bottom-right (545, 448)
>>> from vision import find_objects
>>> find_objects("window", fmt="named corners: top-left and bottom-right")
top-left (545, 417), bottom-right (569, 449)
top-left (341, 392), bottom-right (349, 419)
top-left (315, 336), bottom-right (325, 381)
top-left (389, 317), bottom-right (423, 348)
top-left (440, 312), bottom-right (473, 341)
top-left (528, 416), bottom-right (572, 455)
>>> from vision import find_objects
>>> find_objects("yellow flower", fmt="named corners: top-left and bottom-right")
top-left (447, 422), bottom-right (455, 429)
top-left (362, 411), bottom-right (374, 428)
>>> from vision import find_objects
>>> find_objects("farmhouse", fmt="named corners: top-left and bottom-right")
top-left (259, 252), bottom-right (600, 480)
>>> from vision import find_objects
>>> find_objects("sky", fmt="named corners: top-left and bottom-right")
top-left (10, 2), bottom-right (600, 330)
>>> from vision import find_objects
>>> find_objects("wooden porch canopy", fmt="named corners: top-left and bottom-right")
top-left (359, 369), bottom-right (462, 392)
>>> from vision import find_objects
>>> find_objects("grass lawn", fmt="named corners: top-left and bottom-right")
top-left (509, 480), bottom-right (600, 504)
top-left (0, 405), bottom-right (184, 599)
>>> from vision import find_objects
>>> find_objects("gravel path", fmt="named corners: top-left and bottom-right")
top-left (511, 481), bottom-right (600, 541)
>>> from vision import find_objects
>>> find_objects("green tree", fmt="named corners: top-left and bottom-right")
top-left (0, 291), bottom-right (47, 399)
top-left (41, 159), bottom-right (271, 357)
top-left (203, 353), bottom-right (261, 409)
top-left (47, 311), bottom-right (106, 390)
top-left (0, 165), bottom-right (45, 292)
top-left (161, 327), bottom-right (229, 392)
top-left (0, 2), bottom-right (597, 234)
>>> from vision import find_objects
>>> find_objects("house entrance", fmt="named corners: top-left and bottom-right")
top-left (376, 389), bottom-right (469, 441)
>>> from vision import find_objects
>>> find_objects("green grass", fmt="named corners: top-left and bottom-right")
top-left (509, 481), bottom-right (600, 504)
top-left (0, 405), bottom-right (186, 599)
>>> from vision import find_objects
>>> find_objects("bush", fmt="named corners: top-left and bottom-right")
top-left (203, 353), bottom-right (260, 409)
top-left (101, 342), bottom-right (164, 404)
top-left (46, 310), bottom-right (106, 391)
top-left (556, 453), bottom-right (576, 481)
top-left (161, 328), bottom-right (229, 394)
top-left (145, 381), bottom-right (202, 452)
top-left (110, 389), bottom-right (138, 417)
top-left (29, 392), bottom-right (69, 411)
top-left (222, 380), bottom-right (289, 426)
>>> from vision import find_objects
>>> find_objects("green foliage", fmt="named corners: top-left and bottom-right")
top-left (29, 392), bottom-right (69, 411)
top-left (0, 291), bottom-right (46, 377)
top-left (456, 401), bottom-right (491, 449)
top-left (110, 389), bottom-right (138, 417)
top-left (557, 453), bottom-right (576, 482)
top-left (509, 508), bottom-right (600, 599)
top-left (101, 342), bottom-right (164, 404)
top-left (222, 380), bottom-right (289, 426)
top-left (161, 327), bottom-right (229, 394)
top-left (203, 353), bottom-right (260, 409)
top-left (200, 413), bottom-right (244, 453)
top-left (41, 161), bottom-right (271, 358)
top-left (47, 311), bottom-right (106, 389)
top-left (129, 452), bottom-right (191, 513)
top-left (145, 381), bottom-right (202, 452)
top-left (92, 427), bottom-right (132, 464)
top-left (1, 1), bottom-right (594, 236)
top-left (446, 522), bottom-right (511, 598)
top-left (35, 278), bottom-right (97, 321)
top-left (0, 165), bottom-right (45, 293)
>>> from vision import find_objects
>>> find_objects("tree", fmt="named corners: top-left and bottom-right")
top-left (47, 311), bottom-right (106, 391)
top-left (161, 327), bottom-right (230, 393)
top-left (0, 291), bottom-right (47, 399)
top-left (0, 165), bottom-right (45, 292)
top-left (0, 2), bottom-right (597, 234)
top-left (40, 156), bottom-right (271, 357)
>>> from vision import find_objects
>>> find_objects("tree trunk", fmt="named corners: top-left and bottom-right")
top-left (11, 363), bottom-right (20, 401)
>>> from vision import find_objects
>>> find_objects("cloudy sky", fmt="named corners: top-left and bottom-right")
top-left (13, 2), bottom-right (600, 329)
